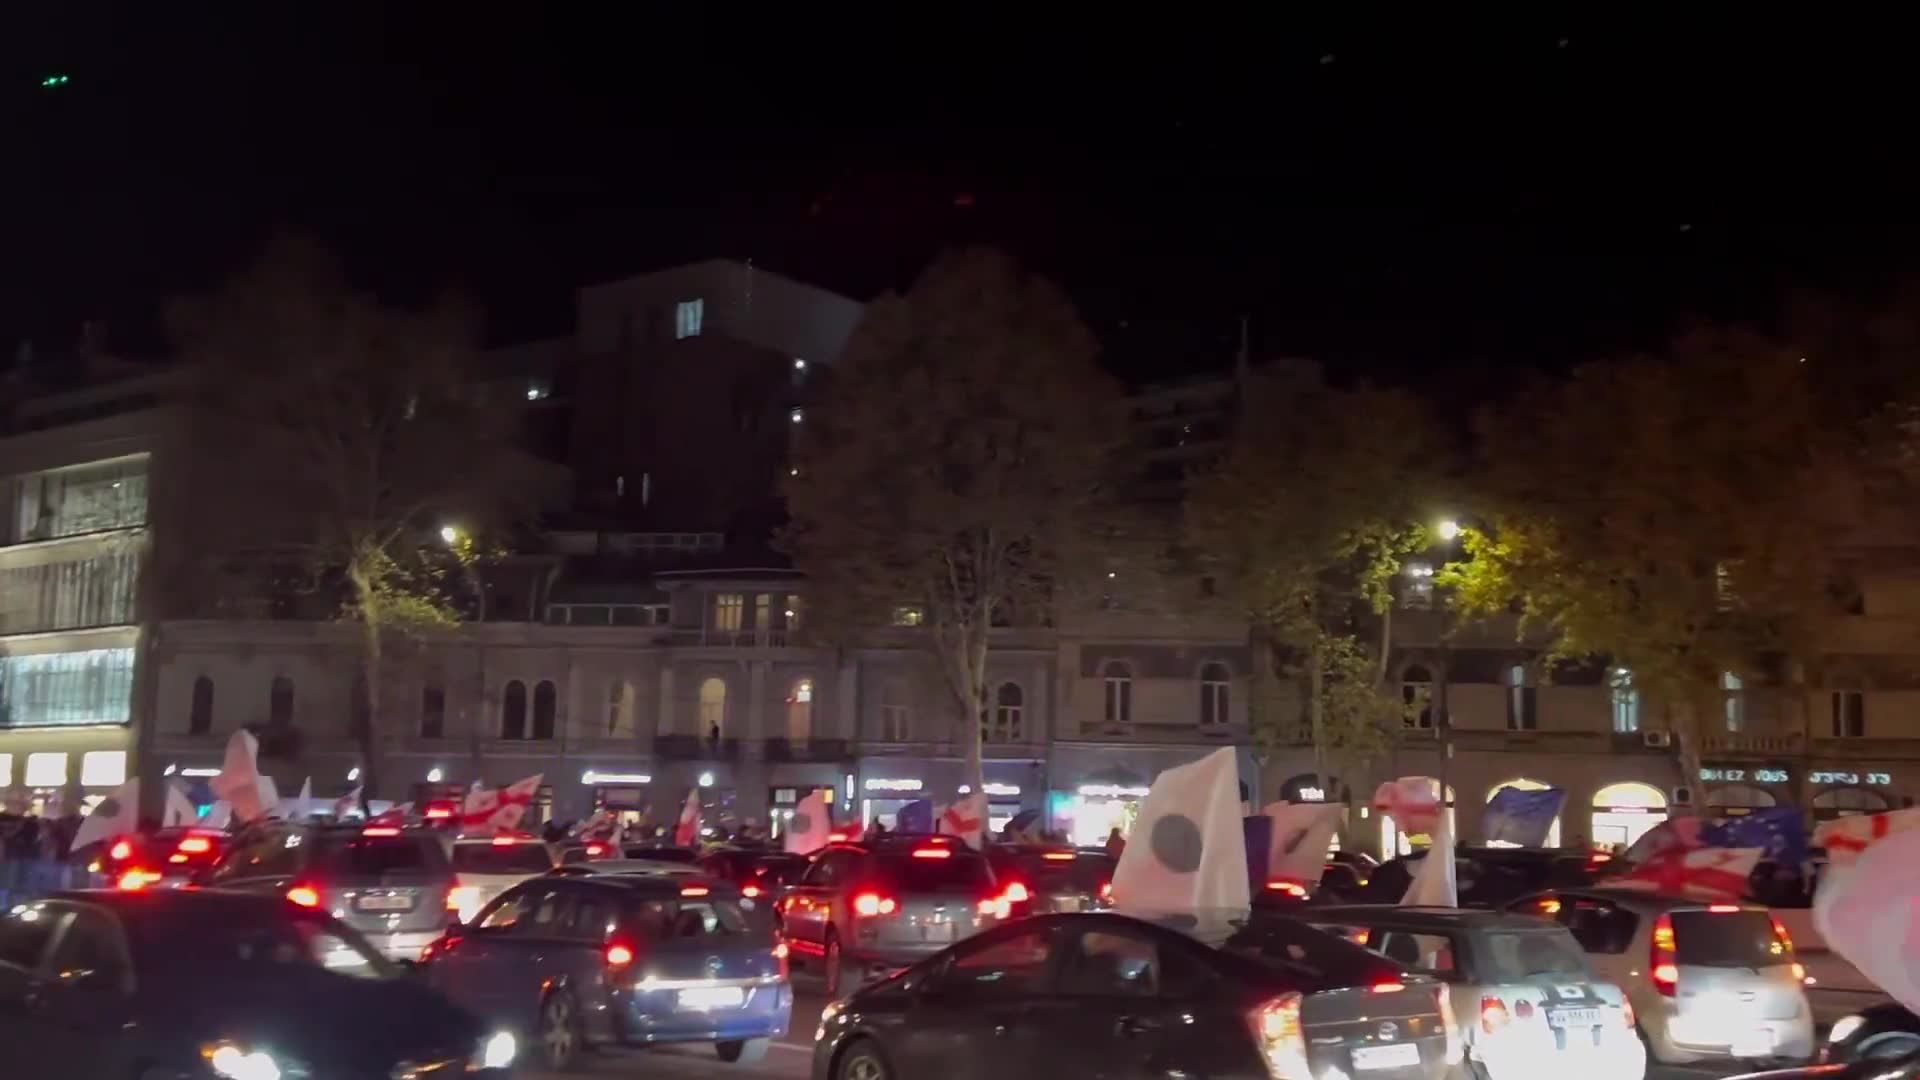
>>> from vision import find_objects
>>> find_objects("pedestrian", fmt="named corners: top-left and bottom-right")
top-left (1104, 826), bottom-right (1126, 858)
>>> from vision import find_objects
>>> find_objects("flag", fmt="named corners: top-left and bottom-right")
top-left (1110, 747), bottom-right (1250, 916)
top-left (937, 793), bottom-right (988, 850)
top-left (73, 779), bottom-right (139, 852)
top-left (571, 808), bottom-right (616, 840)
top-left (1264, 802), bottom-right (1343, 887)
top-left (1402, 809), bottom-right (1458, 907)
top-left (674, 788), bottom-right (701, 846)
top-left (1373, 777), bottom-right (1442, 836)
top-left (367, 802), bottom-right (411, 827)
top-left (1815, 806), bottom-right (1920, 866)
top-left (895, 799), bottom-right (933, 834)
top-left (1483, 786), bottom-right (1567, 847)
top-left (1002, 809), bottom-right (1043, 844)
top-left (1622, 809), bottom-right (1806, 868)
top-left (331, 786), bottom-right (363, 820)
top-left (211, 730), bottom-right (276, 823)
top-left (1610, 846), bottom-right (1761, 901)
top-left (162, 782), bottom-right (197, 827)
top-left (460, 774), bottom-right (542, 834)
top-left (275, 776), bottom-right (315, 821)
top-left (784, 789), bottom-right (834, 853)
top-left (1814, 823), bottom-right (1920, 1017)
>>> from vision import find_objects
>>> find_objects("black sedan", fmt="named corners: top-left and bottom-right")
top-left (0, 890), bottom-right (516, 1077)
top-left (1827, 1003), bottom-right (1920, 1062)
top-left (811, 910), bottom-right (1456, 1080)
top-left (1734, 1047), bottom-right (1920, 1080)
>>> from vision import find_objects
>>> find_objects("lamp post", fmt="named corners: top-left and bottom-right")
top-left (1434, 521), bottom-right (1461, 846)
top-left (443, 525), bottom-right (487, 783)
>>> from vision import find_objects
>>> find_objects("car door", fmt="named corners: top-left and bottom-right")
top-left (785, 850), bottom-right (841, 954)
top-left (0, 900), bottom-right (70, 1075)
top-left (430, 882), bottom-right (552, 1025)
top-left (889, 921), bottom-right (1059, 1080)
top-left (1031, 924), bottom-right (1226, 1080)
top-left (33, 902), bottom-right (138, 1075)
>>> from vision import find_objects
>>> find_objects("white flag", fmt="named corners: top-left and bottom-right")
top-left (1816, 827), bottom-right (1920, 1018)
top-left (937, 793), bottom-right (988, 850)
top-left (783, 789), bottom-right (834, 854)
top-left (1264, 801), bottom-right (1343, 887)
top-left (1374, 776), bottom-right (1443, 836)
top-left (1402, 810), bottom-right (1458, 907)
top-left (211, 730), bottom-right (275, 823)
top-left (74, 779), bottom-right (140, 852)
top-left (1110, 747), bottom-right (1250, 916)
top-left (1815, 806), bottom-right (1920, 867)
top-left (460, 774), bottom-right (542, 834)
top-left (162, 781), bottom-right (198, 827)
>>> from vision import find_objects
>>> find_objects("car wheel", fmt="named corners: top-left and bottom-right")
top-left (1859, 1033), bottom-right (1920, 1061)
top-left (538, 990), bottom-right (584, 1071)
top-left (716, 1037), bottom-right (770, 1064)
top-left (825, 932), bottom-right (845, 997)
top-left (836, 1038), bottom-right (892, 1080)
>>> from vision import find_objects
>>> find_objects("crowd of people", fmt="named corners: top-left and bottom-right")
top-left (0, 809), bottom-right (92, 906)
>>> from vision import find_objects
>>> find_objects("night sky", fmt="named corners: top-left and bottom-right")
top-left (5, 10), bottom-right (1919, 385)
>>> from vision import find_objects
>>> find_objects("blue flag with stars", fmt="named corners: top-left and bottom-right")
top-left (1697, 807), bottom-right (1805, 868)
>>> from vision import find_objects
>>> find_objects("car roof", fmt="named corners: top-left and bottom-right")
top-left (843, 835), bottom-right (983, 855)
top-left (563, 858), bottom-right (704, 875)
top-left (48, 888), bottom-right (290, 919)
top-left (1543, 886), bottom-right (1760, 912)
top-left (1305, 905), bottom-right (1568, 931)
top-left (554, 873), bottom-right (735, 898)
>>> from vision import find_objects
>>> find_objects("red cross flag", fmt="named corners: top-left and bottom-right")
top-left (937, 793), bottom-right (987, 850)
top-left (460, 774), bottom-right (543, 835)
top-left (1373, 776), bottom-right (1443, 837)
top-left (1815, 817), bottom-right (1920, 1018)
top-left (674, 788), bottom-right (702, 846)
top-left (1609, 845), bottom-right (1761, 902)
top-left (783, 789), bottom-right (834, 854)
top-left (331, 786), bottom-right (363, 820)
top-left (1815, 806), bottom-right (1920, 866)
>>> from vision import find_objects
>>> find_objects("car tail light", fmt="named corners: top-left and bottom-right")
top-left (1099, 881), bottom-right (1112, 901)
top-left (1708, 903), bottom-right (1741, 913)
top-left (1003, 882), bottom-right (1031, 903)
top-left (978, 895), bottom-right (1012, 919)
top-left (448, 886), bottom-right (480, 919)
top-left (1370, 981), bottom-right (1405, 993)
top-left (827, 832), bottom-right (848, 843)
top-left (1651, 913), bottom-right (1678, 997)
top-left (1770, 916), bottom-right (1796, 955)
top-left (286, 884), bottom-right (321, 908)
top-left (1589, 852), bottom-right (1613, 866)
top-left (1249, 992), bottom-right (1308, 1078)
top-left (177, 835), bottom-right (213, 855)
top-left (1264, 880), bottom-right (1308, 899)
top-left (742, 883), bottom-right (762, 898)
top-left (1042, 851), bottom-right (1075, 861)
top-left (1513, 1000), bottom-right (1536, 1021)
top-left (362, 826), bottom-right (401, 837)
top-left (605, 943), bottom-right (636, 968)
top-left (852, 893), bottom-right (897, 917)
top-left (1480, 996), bottom-right (1510, 1034)
top-left (490, 835), bottom-right (519, 847)
top-left (109, 839), bottom-right (134, 862)
top-left (773, 939), bottom-right (790, 977)
top-left (116, 868), bottom-right (161, 891)
top-left (680, 885), bottom-right (710, 897)
top-left (585, 841), bottom-right (609, 858)
top-left (425, 806), bottom-right (453, 820)
top-left (911, 847), bottom-right (952, 859)
top-left (1537, 898), bottom-right (1562, 914)
top-left (1437, 986), bottom-right (1463, 1064)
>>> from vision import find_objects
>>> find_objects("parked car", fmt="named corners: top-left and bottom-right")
top-left (1826, 1003), bottom-right (1920, 1062)
top-left (205, 821), bottom-right (457, 961)
top-left (812, 910), bottom-right (1456, 1080)
top-left (548, 858), bottom-right (705, 879)
top-left (1510, 887), bottom-right (1814, 1064)
top-left (553, 838), bottom-right (617, 865)
top-left (422, 871), bottom-right (790, 1070)
top-left (782, 834), bottom-right (1009, 994)
top-left (447, 832), bottom-right (558, 923)
top-left (1303, 905), bottom-right (1645, 1080)
top-left (0, 890), bottom-right (515, 1076)
top-left (984, 844), bottom-right (1115, 917)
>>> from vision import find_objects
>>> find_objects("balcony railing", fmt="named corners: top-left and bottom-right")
top-left (653, 734), bottom-right (741, 760)
top-left (1697, 733), bottom-right (1806, 755)
top-left (764, 737), bottom-right (850, 763)
top-left (667, 628), bottom-right (797, 648)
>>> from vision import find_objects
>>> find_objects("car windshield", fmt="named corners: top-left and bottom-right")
top-left (1472, 929), bottom-right (1593, 982)
top-left (628, 898), bottom-right (753, 940)
top-left (126, 907), bottom-right (398, 980)
top-left (1671, 910), bottom-right (1790, 968)
top-left (450, 842), bottom-right (552, 874)
top-left (310, 834), bottom-right (448, 876)
top-left (875, 852), bottom-right (995, 892)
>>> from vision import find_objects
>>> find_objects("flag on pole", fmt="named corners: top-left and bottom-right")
top-left (211, 730), bottom-right (277, 823)
top-left (783, 789), bottom-right (834, 854)
top-left (1483, 786), bottom-right (1566, 847)
top-left (1110, 746), bottom-right (1250, 915)
top-left (674, 789), bottom-right (701, 846)
top-left (1814, 821), bottom-right (1920, 1017)
top-left (936, 793), bottom-right (987, 850)
top-left (1373, 777), bottom-right (1443, 836)
top-left (1815, 806), bottom-right (1920, 866)
top-left (1609, 846), bottom-right (1762, 901)
top-left (367, 802), bottom-right (411, 827)
top-left (163, 781), bottom-right (198, 828)
top-left (331, 786), bottom-right (363, 820)
top-left (1402, 808), bottom-right (1459, 907)
top-left (460, 774), bottom-right (543, 834)
top-left (73, 779), bottom-right (139, 852)
top-left (1263, 802), bottom-right (1343, 888)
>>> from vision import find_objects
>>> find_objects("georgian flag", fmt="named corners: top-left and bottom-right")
top-left (331, 786), bottom-right (363, 820)
top-left (460, 774), bottom-right (543, 834)
top-left (73, 779), bottom-right (139, 852)
top-left (1815, 806), bottom-right (1920, 866)
top-left (1110, 747), bottom-right (1250, 916)
top-left (1815, 820), bottom-right (1920, 1018)
top-left (1373, 776), bottom-right (1443, 837)
top-left (937, 793), bottom-right (988, 850)
top-left (673, 788), bottom-right (702, 846)
top-left (783, 789), bottom-right (834, 854)
top-left (1610, 846), bottom-right (1762, 902)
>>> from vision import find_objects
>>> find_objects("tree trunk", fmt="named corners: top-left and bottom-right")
top-left (1309, 639), bottom-right (1327, 797)
top-left (961, 623), bottom-right (988, 797)
top-left (349, 561), bottom-right (384, 809)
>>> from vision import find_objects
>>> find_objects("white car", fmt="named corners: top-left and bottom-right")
top-left (445, 834), bottom-right (557, 923)
top-left (1511, 888), bottom-right (1814, 1065)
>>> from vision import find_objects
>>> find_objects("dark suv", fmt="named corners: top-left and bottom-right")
top-left (205, 822), bottom-right (456, 960)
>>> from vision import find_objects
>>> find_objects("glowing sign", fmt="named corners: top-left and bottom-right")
top-left (1811, 770), bottom-right (1893, 786)
top-left (1297, 786), bottom-right (1327, 802)
top-left (863, 778), bottom-right (923, 793)
top-left (1078, 783), bottom-right (1151, 799)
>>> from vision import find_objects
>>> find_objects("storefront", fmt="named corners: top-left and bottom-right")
top-left (1809, 767), bottom-right (1901, 821)
top-left (1, 736), bottom-right (135, 817)
top-left (583, 769), bottom-right (652, 828)
top-left (1049, 744), bottom-right (1259, 849)
top-left (853, 758), bottom-right (1042, 835)
top-left (1698, 765), bottom-right (1792, 818)
top-left (1589, 781), bottom-right (1667, 849)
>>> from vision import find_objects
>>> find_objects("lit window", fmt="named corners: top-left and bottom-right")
top-left (787, 679), bottom-right (814, 741)
top-left (1199, 663), bottom-right (1230, 726)
top-left (1402, 561), bottom-right (1435, 608)
top-left (1610, 668), bottom-right (1639, 733)
top-left (987, 683), bottom-right (1025, 743)
top-left (1102, 661), bottom-right (1133, 727)
top-left (80, 750), bottom-right (126, 787)
top-left (1722, 672), bottom-right (1744, 732)
top-left (24, 751), bottom-right (67, 786)
top-left (1506, 664), bottom-right (1537, 731)
top-left (525, 378), bottom-right (551, 402)
top-left (891, 606), bottom-right (925, 627)
top-left (0, 648), bottom-right (136, 728)
top-left (675, 299), bottom-right (704, 339)
top-left (789, 408), bottom-right (804, 424)
top-left (1401, 665), bottom-right (1434, 729)
top-left (713, 593), bottom-right (744, 632)
top-left (0, 753), bottom-right (11, 786)
top-left (699, 678), bottom-right (727, 736)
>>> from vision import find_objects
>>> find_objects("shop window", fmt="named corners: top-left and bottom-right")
top-left (23, 751), bottom-right (66, 786)
top-left (1199, 663), bottom-right (1230, 726)
top-left (532, 680), bottom-right (557, 740)
top-left (80, 750), bottom-right (126, 787)
top-left (269, 675), bottom-right (294, 728)
top-left (1609, 668), bottom-right (1639, 733)
top-left (1705, 784), bottom-right (1776, 812)
top-left (1102, 661), bottom-right (1133, 728)
top-left (0, 647), bottom-right (136, 730)
top-left (1401, 665), bottom-right (1433, 729)
top-left (890, 606), bottom-right (925, 627)
top-left (1589, 782), bottom-right (1668, 850)
top-left (987, 682), bottom-right (1024, 743)
top-left (420, 685), bottom-right (445, 739)
top-left (1505, 665), bottom-right (1537, 731)
top-left (879, 682), bottom-right (910, 742)
top-left (189, 676), bottom-right (214, 735)
top-left (787, 678), bottom-right (814, 742)
top-left (698, 677), bottom-right (727, 739)
top-left (1813, 786), bottom-right (1889, 819)
top-left (1830, 690), bottom-right (1865, 738)
top-left (501, 680), bottom-right (527, 740)
top-left (1721, 672), bottom-right (1745, 733)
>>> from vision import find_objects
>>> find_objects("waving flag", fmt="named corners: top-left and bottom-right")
top-left (331, 786), bottom-right (363, 820)
top-left (1110, 747), bottom-right (1250, 915)
top-left (1610, 846), bottom-right (1761, 901)
top-left (1402, 810), bottom-right (1458, 907)
top-left (1622, 809), bottom-right (1806, 869)
top-left (895, 798), bottom-right (934, 834)
top-left (937, 793), bottom-right (988, 850)
top-left (1483, 786), bottom-right (1566, 847)
top-left (783, 789), bottom-right (835, 854)
top-left (1816, 806), bottom-right (1920, 866)
top-left (73, 779), bottom-right (139, 852)
top-left (461, 774), bottom-right (543, 834)
top-left (1374, 777), bottom-right (1443, 836)
top-left (1815, 820), bottom-right (1920, 1017)
top-left (211, 730), bottom-right (277, 824)
top-left (673, 788), bottom-right (701, 846)
top-left (1263, 802), bottom-right (1343, 887)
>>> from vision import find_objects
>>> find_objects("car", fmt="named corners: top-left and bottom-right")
top-left (1303, 905), bottom-right (1646, 1080)
top-left (985, 844), bottom-right (1116, 917)
top-left (1826, 1003), bottom-right (1920, 1062)
top-left (1360, 847), bottom-right (1600, 908)
top-left (447, 833), bottom-right (558, 923)
top-left (624, 844), bottom-right (700, 864)
top-left (781, 834), bottom-right (1011, 995)
top-left (94, 827), bottom-right (230, 889)
top-left (204, 821), bottom-right (458, 961)
top-left (1510, 887), bottom-right (1815, 1064)
top-left (553, 838), bottom-right (618, 865)
top-left (548, 858), bottom-right (706, 879)
top-left (421, 871), bottom-right (791, 1070)
top-left (701, 847), bottom-right (811, 903)
top-left (0, 889), bottom-right (516, 1077)
top-left (811, 909), bottom-right (1457, 1080)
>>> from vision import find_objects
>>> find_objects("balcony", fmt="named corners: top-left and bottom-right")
top-left (667, 628), bottom-right (799, 649)
top-left (1069, 721), bottom-right (1249, 745)
top-left (764, 737), bottom-right (851, 763)
top-left (1697, 733), bottom-right (1806, 755)
top-left (652, 734), bottom-right (741, 761)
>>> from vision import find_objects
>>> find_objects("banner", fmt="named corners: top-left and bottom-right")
top-left (1402, 810), bottom-right (1458, 907)
top-left (1264, 801), bottom-right (1343, 887)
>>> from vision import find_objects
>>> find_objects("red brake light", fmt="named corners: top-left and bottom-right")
top-left (1371, 981), bottom-right (1405, 994)
top-left (1099, 881), bottom-right (1112, 901)
top-left (742, 883), bottom-right (762, 898)
top-left (605, 943), bottom-right (635, 967)
top-left (491, 835), bottom-right (519, 847)
top-left (116, 868), bottom-right (161, 891)
top-left (911, 847), bottom-right (952, 859)
top-left (1651, 913), bottom-right (1678, 997)
top-left (1589, 852), bottom-right (1613, 864)
top-left (585, 842), bottom-right (609, 857)
top-left (853, 893), bottom-right (897, 917)
top-left (1003, 882), bottom-right (1031, 903)
top-left (680, 885), bottom-right (711, 897)
top-left (1264, 880), bottom-right (1308, 899)
top-left (1707, 904), bottom-right (1741, 913)
top-left (1480, 996), bottom-right (1510, 1033)
top-left (773, 938), bottom-right (790, 977)
top-left (286, 885), bottom-right (321, 908)
top-left (1041, 851), bottom-right (1075, 861)
top-left (1251, 992), bottom-right (1307, 1074)
top-left (176, 836), bottom-right (213, 855)
top-left (827, 832), bottom-right (848, 843)
top-left (362, 826), bottom-right (400, 837)
top-left (109, 839), bottom-right (133, 861)
top-left (1538, 898), bottom-right (1562, 914)
top-left (424, 807), bottom-right (453, 820)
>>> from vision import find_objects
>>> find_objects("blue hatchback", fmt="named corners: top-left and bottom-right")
top-left (422, 871), bottom-right (792, 1070)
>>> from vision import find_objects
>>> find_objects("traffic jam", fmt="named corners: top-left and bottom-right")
top-left (7, 741), bottom-right (1920, 1079)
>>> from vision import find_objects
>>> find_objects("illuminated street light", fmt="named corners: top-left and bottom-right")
top-left (698, 771), bottom-right (715, 788)
top-left (440, 525), bottom-right (459, 545)
top-left (427, 766), bottom-right (444, 783)
top-left (1436, 520), bottom-right (1462, 541)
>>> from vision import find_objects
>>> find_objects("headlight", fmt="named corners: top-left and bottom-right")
top-left (203, 1043), bottom-right (282, 1080)
top-left (1830, 1015), bottom-right (1867, 1045)
top-left (476, 1031), bottom-right (516, 1069)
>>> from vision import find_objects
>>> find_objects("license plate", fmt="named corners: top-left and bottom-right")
top-left (678, 986), bottom-right (745, 1010)
top-left (1734, 1029), bottom-right (1773, 1057)
top-left (921, 921), bottom-right (954, 942)
top-left (356, 894), bottom-right (413, 912)
top-left (1352, 1043), bottom-right (1421, 1070)
top-left (1548, 1008), bottom-right (1602, 1028)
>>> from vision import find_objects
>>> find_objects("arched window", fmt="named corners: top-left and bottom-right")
top-left (420, 685), bottom-right (445, 739)
top-left (1199, 663), bottom-right (1230, 726)
top-left (1401, 665), bottom-right (1433, 729)
top-left (269, 676), bottom-right (294, 727)
top-left (189, 676), bottom-right (214, 735)
top-left (1102, 661), bottom-right (1133, 727)
top-left (1591, 782), bottom-right (1669, 849)
top-left (501, 680), bottom-right (527, 740)
top-left (987, 683), bottom-right (1024, 743)
top-left (1813, 787), bottom-right (1890, 820)
top-left (698, 677), bottom-right (727, 738)
top-left (787, 678), bottom-right (814, 742)
top-left (878, 681), bottom-right (910, 742)
top-left (1705, 783), bottom-right (1775, 811)
top-left (1506, 664), bottom-right (1537, 731)
top-left (532, 680), bottom-right (557, 740)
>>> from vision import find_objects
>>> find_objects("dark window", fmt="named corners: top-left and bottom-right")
top-left (0, 906), bottom-right (61, 969)
top-left (502, 680), bottom-right (527, 740)
top-left (421, 685), bottom-right (445, 739)
top-left (629, 899), bottom-right (751, 940)
top-left (570, 897), bottom-right (612, 942)
top-left (1470, 929), bottom-right (1592, 982)
top-left (1199, 662), bottom-right (1230, 726)
top-left (309, 834), bottom-right (447, 876)
top-left (450, 842), bottom-right (553, 875)
top-left (1546, 896), bottom-right (1640, 955)
top-left (269, 676), bottom-right (294, 727)
top-left (1831, 691), bottom-right (1865, 738)
top-left (874, 853), bottom-right (994, 892)
top-left (930, 926), bottom-right (1056, 996)
top-left (1059, 928), bottom-right (1207, 998)
top-left (1670, 910), bottom-right (1791, 969)
top-left (189, 676), bottom-right (214, 735)
top-left (47, 909), bottom-right (127, 981)
top-left (1506, 666), bottom-right (1537, 731)
top-left (533, 680), bottom-right (557, 740)
top-left (475, 885), bottom-right (547, 933)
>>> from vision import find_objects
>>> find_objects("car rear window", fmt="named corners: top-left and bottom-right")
top-left (876, 853), bottom-right (995, 892)
top-left (624, 846), bottom-right (698, 864)
top-left (451, 842), bottom-right (552, 874)
top-left (749, 856), bottom-right (807, 886)
top-left (1223, 918), bottom-right (1405, 989)
top-left (1471, 929), bottom-right (1592, 982)
top-left (1670, 910), bottom-right (1790, 968)
top-left (310, 835), bottom-right (448, 876)
top-left (628, 899), bottom-right (753, 940)
top-left (995, 852), bottom-right (1114, 892)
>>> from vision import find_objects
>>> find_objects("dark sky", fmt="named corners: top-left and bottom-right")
top-left (4, 10), bottom-right (1919, 384)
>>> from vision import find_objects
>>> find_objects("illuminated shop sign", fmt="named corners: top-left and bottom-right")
top-left (1296, 786), bottom-right (1327, 802)
top-left (959, 782), bottom-right (1022, 797)
top-left (1078, 783), bottom-right (1151, 799)
top-left (863, 778), bottom-right (924, 793)
top-left (1698, 768), bottom-right (1789, 784)
top-left (1810, 770), bottom-right (1892, 786)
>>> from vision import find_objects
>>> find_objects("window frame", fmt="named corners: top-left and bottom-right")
top-left (1198, 663), bottom-right (1231, 727)
top-left (1101, 661), bottom-right (1134, 727)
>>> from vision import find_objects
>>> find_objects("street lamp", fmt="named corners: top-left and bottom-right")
top-left (1436, 519), bottom-right (1461, 542)
top-left (440, 525), bottom-right (460, 545)
top-left (698, 771), bottom-right (715, 789)
top-left (427, 766), bottom-right (443, 783)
